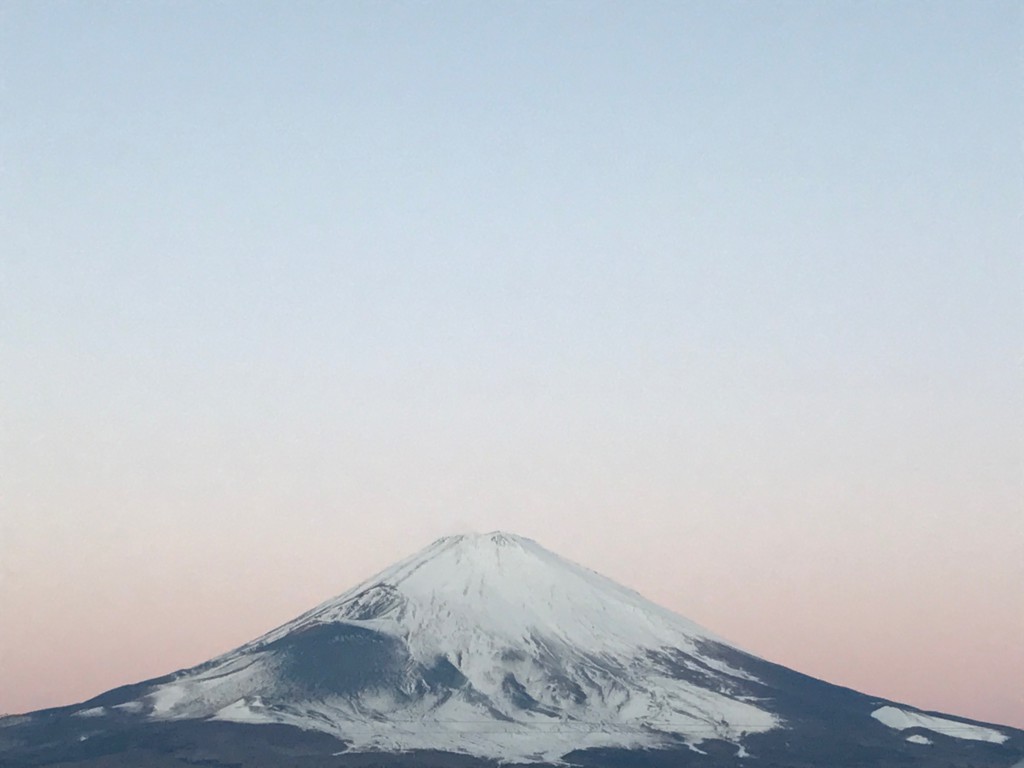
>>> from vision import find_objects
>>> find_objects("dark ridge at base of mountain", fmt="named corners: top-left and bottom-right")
top-left (1, 716), bottom-right (1020, 768)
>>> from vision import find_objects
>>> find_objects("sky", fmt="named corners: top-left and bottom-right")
top-left (2, 1), bottom-right (1022, 729)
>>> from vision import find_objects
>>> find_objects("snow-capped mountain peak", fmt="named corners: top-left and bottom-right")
top-left (261, 530), bottom-right (720, 657)
top-left (122, 532), bottom-right (773, 761)
top-left (20, 532), bottom-right (1016, 768)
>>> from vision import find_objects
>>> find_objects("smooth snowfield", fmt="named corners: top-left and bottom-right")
top-left (136, 532), bottom-right (778, 762)
top-left (872, 705), bottom-right (1007, 744)
top-left (258, 531), bottom-right (729, 655)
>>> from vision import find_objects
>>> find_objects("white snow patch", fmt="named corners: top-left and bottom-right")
top-left (149, 683), bottom-right (188, 714)
top-left (213, 698), bottom-right (275, 724)
top-left (906, 734), bottom-right (932, 745)
top-left (871, 706), bottom-right (1007, 744)
top-left (73, 707), bottom-right (105, 718)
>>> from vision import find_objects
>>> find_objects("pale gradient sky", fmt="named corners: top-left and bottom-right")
top-left (2, 1), bottom-right (1022, 728)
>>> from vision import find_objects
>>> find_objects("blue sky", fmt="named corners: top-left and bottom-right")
top-left (2, 1), bottom-right (1022, 726)
top-left (6, 3), bottom-right (1020, 388)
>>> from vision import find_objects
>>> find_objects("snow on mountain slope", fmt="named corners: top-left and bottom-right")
top-left (132, 532), bottom-right (779, 762)
top-left (257, 531), bottom-right (730, 663)
top-left (872, 706), bottom-right (1008, 744)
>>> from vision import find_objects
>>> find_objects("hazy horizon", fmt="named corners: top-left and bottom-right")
top-left (2, 1), bottom-right (1022, 730)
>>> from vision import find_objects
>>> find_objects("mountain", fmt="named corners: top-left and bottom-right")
top-left (2, 532), bottom-right (1021, 767)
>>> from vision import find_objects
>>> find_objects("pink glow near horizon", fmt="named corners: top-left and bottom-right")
top-left (3, 500), bottom-right (1022, 727)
